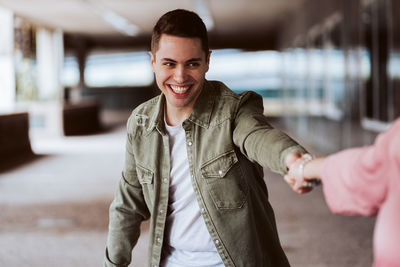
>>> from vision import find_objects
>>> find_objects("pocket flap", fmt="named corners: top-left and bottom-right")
top-left (136, 164), bottom-right (154, 184)
top-left (201, 150), bottom-right (238, 178)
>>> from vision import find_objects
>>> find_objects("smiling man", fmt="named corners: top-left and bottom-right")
top-left (150, 33), bottom-right (209, 126)
top-left (105, 9), bottom-right (308, 267)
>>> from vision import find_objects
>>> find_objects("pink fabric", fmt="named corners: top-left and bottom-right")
top-left (322, 118), bottom-right (400, 267)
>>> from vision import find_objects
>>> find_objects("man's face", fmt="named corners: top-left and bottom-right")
top-left (150, 34), bottom-right (210, 113)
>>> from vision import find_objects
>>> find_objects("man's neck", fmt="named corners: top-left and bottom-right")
top-left (165, 106), bottom-right (192, 126)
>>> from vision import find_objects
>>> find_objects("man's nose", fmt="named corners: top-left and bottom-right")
top-left (173, 65), bottom-right (187, 83)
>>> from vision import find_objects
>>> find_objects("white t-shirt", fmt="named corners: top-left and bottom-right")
top-left (162, 121), bottom-right (224, 267)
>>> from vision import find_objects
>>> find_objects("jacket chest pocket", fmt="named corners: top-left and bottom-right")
top-left (136, 164), bottom-right (155, 208)
top-left (201, 150), bottom-right (248, 209)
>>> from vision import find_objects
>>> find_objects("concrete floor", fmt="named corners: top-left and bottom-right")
top-left (0, 123), bottom-right (375, 267)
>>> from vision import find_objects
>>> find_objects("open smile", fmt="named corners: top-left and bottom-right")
top-left (168, 84), bottom-right (192, 96)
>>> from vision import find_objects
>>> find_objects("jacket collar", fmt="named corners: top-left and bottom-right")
top-left (147, 95), bottom-right (165, 135)
top-left (187, 80), bottom-right (214, 129)
top-left (147, 80), bottom-right (215, 134)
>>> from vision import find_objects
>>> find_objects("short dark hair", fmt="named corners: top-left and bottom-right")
top-left (151, 9), bottom-right (209, 56)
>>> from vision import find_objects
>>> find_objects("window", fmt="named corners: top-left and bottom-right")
top-left (207, 49), bottom-right (282, 98)
top-left (84, 51), bottom-right (154, 87)
top-left (61, 56), bottom-right (79, 87)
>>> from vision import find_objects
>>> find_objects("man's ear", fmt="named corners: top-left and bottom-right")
top-left (205, 50), bottom-right (212, 72)
top-left (149, 51), bottom-right (155, 71)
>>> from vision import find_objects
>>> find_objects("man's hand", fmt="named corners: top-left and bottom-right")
top-left (284, 153), bottom-right (314, 194)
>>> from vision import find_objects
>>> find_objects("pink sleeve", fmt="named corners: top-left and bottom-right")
top-left (321, 118), bottom-right (400, 216)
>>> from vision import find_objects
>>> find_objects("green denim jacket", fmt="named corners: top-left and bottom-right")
top-left (105, 80), bottom-right (306, 267)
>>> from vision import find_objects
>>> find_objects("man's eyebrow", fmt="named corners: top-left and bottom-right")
top-left (187, 58), bottom-right (202, 62)
top-left (160, 58), bottom-right (202, 62)
top-left (161, 58), bottom-right (177, 62)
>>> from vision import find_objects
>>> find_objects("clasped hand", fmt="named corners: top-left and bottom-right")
top-left (284, 153), bottom-right (320, 194)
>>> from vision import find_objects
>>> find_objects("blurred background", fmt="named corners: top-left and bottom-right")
top-left (0, 0), bottom-right (398, 266)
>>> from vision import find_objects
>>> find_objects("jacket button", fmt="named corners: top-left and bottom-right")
top-left (218, 170), bottom-right (223, 176)
top-left (188, 141), bottom-right (193, 146)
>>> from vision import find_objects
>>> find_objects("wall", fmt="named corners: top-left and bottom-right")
top-left (278, 0), bottom-right (399, 129)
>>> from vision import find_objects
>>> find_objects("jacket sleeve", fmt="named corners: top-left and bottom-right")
top-left (105, 117), bottom-right (150, 266)
top-left (232, 91), bottom-right (307, 175)
top-left (321, 118), bottom-right (400, 216)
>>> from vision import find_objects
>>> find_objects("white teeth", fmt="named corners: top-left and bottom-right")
top-left (170, 85), bottom-right (190, 94)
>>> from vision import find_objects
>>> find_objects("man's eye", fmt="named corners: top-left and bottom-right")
top-left (163, 62), bottom-right (174, 67)
top-left (188, 62), bottom-right (200, 67)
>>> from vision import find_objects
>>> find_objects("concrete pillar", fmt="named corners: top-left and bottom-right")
top-left (34, 27), bottom-right (64, 136)
top-left (36, 27), bottom-right (64, 100)
top-left (77, 45), bottom-right (87, 90)
top-left (0, 7), bottom-right (15, 113)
